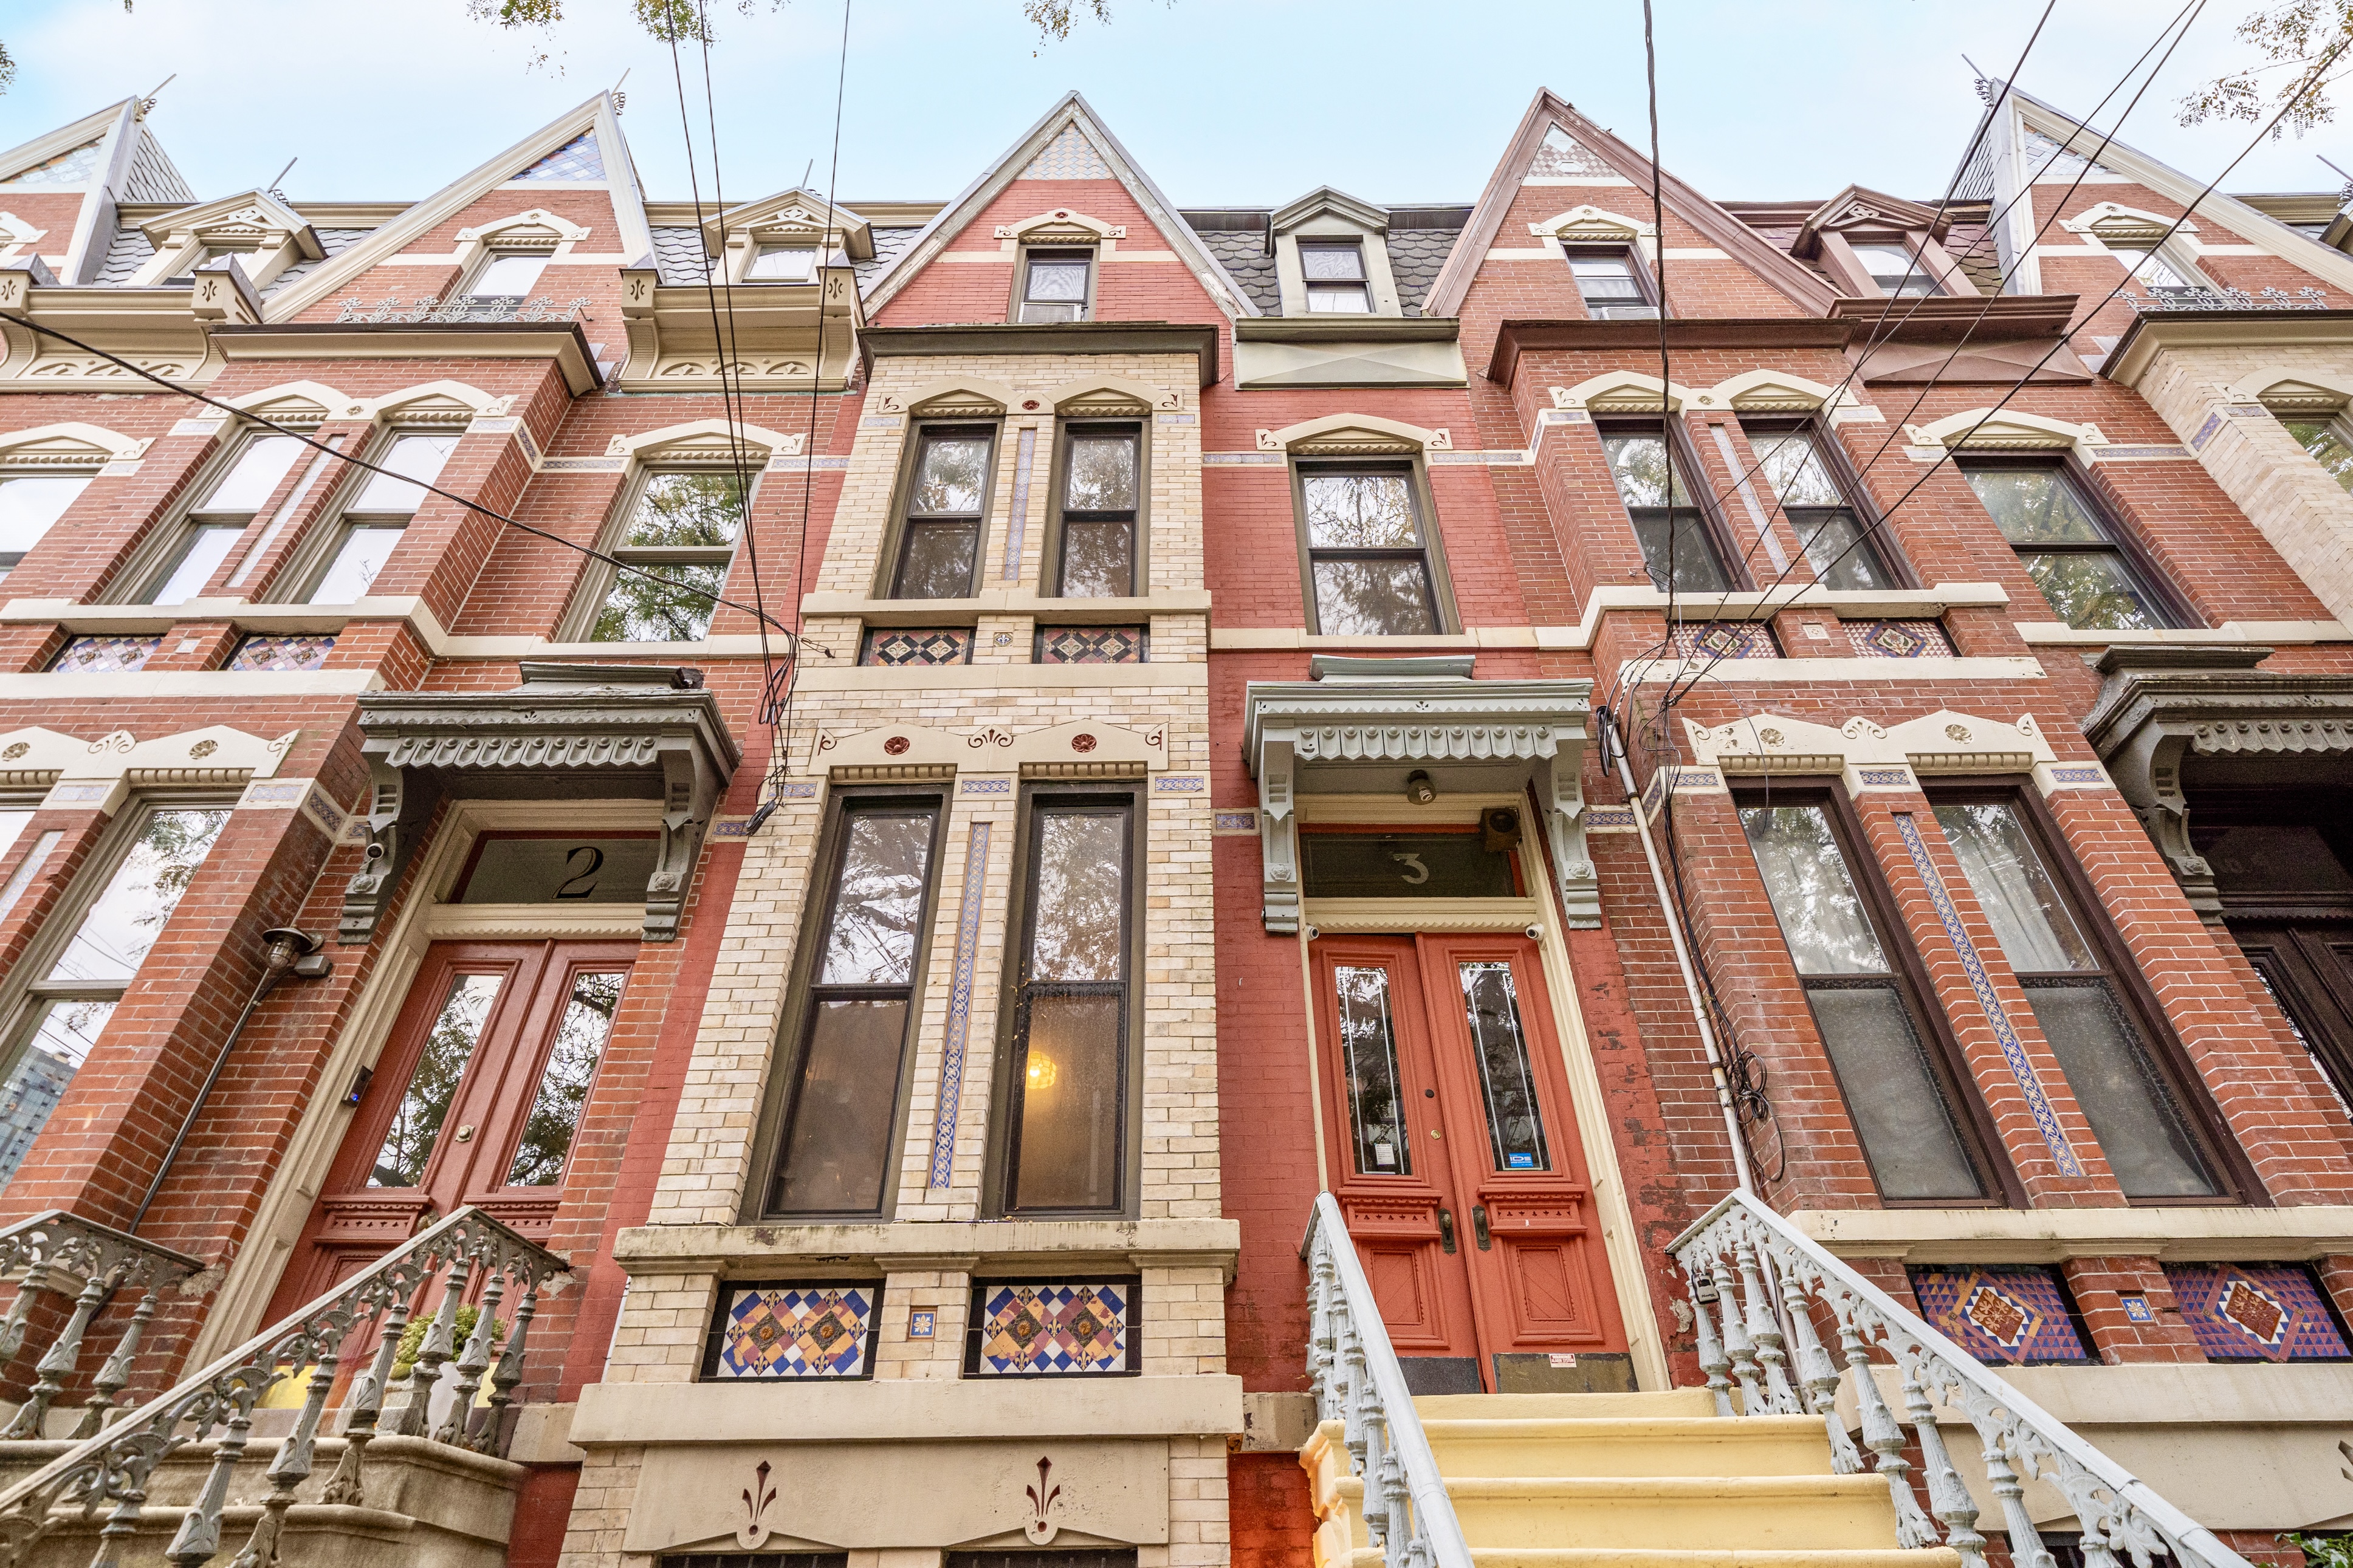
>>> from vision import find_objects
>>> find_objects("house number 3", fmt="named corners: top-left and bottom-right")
top-left (1391, 852), bottom-right (1430, 885)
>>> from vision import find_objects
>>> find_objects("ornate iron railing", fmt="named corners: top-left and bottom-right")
top-left (0, 1213), bottom-right (205, 1443)
top-left (1668, 1193), bottom-right (2252, 1568)
top-left (332, 295), bottom-right (592, 324)
top-left (0, 1207), bottom-right (566, 1568)
top-left (2123, 285), bottom-right (2329, 313)
top-left (1302, 1193), bottom-right (1473, 1568)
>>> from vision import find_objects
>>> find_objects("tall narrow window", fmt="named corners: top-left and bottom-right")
top-left (1056, 426), bottom-right (1139, 597)
top-left (138, 434), bottom-right (303, 604)
top-left (1747, 427), bottom-right (1896, 591)
top-left (1742, 801), bottom-right (1993, 1202)
top-left (1003, 795), bottom-right (1133, 1214)
top-left (1962, 463), bottom-right (2176, 632)
top-left (1018, 249), bottom-right (1093, 323)
top-left (768, 798), bottom-right (942, 1216)
top-left (1335, 965), bottom-right (1410, 1176)
top-left (1850, 242), bottom-right (1941, 297)
top-left (0, 806), bottom-right (230, 1189)
top-left (2111, 246), bottom-right (2199, 300)
top-left (1932, 800), bottom-right (2224, 1199)
top-left (891, 428), bottom-right (993, 599)
top-left (0, 473), bottom-right (91, 586)
top-left (1300, 240), bottom-right (1371, 312)
top-left (304, 433), bottom-right (458, 604)
top-left (1602, 427), bottom-right (1732, 591)
top-left (1569, 252), bottom-right (1657, 320)
top-left (1297, 466), bottom-right (1443, 635)
top-left (589, 471), bottom-right (746, 641)
top-left (467, 252), bottom-right (548, 300)
top-left (2280, 413), bottom-right (2353, 494)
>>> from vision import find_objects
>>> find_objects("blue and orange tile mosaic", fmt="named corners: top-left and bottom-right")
top-left (702, 1283), bottom-right (878, 1380)
top-left (965, 1279), bottom-right (1137, 1377)
top-left (1846, 619), bottom-right (1956, 659)
top-left (2163, 1263), bottom-right (2351, 1362)
top-left (50, 635), bottom-right (158, 674)
top-left (1909, 1265), bottom-right (2092, 1365)
top-left (228, 634), bottom-right (337, 673)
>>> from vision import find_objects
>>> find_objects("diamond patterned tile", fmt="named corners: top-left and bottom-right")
top-left (1909, 1266), bottom-right (2090, 1365)
top-left (706, 1284), bottom-right (876, 1380)
top-left (1669, 622), bottom-right (1778, 660)
top-left (2164, 1263), bottom-right (2351, 1362)
top-left (1036, 625), bottom-right (1146, 665)
top-left (228, 634), bottom-right (336, 673)
top-left (1846, 618), bottom-right (1956, 659)
top-left (50, 635), bottom-right (159, 674)
top-left (1, 140), bottom-right (102, 188)
top-left (860, 627), bottom-right (974, 666)
top-left (514, 130), bottom-right (604, 183)
top-left (967, 1280), bottom-right (1133, 1377)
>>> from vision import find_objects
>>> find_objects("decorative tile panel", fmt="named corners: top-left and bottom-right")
top-left (50, 635), bottom-right (158, 674)
top-left (930, 821), bottom-right (990, 1190)
top-left (702, 1283), bottom-right (878, 1380)
top-left (1036, 625), bottom-right (1147, 665)
top-left (228, 634), bottom-right (336, 673)
top-left (2163, 1264), bottom-right (2352, 1362)
top-left (1669, 622), bottom-right (1778, 660)
top-left (1909, 1265), bottom-right (2091, 1365)
top-left (1004, 426), bottom-right (1036, 581)
top-left (966, 1280), bottom-right (1138, 1377)
top-left (860, 628), bottom-right (975, 667)
top-left (1020, 125), bottom-right (1113, 180)
top-left (514, 129), bottom-right (604, 182)
top-left (1846, 619), bottom-right (1956, 659)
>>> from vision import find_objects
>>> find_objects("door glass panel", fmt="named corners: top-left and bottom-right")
top-left (370, 972), bottom-right (502, 1188)
top-left (504, 970), bottom-right (623, 1186)
top-left (45, 809), bottom-right (230, 986)
top-left (2022, 979), bottom-right (2217, 1198)
top-left (1458, 962), bottom-right (1550, 1172)
top-left (772, 997), bottom-right (908, 1212)
top-left (1012, 992), bottom-right (1122, 1208)
top-left (1335, 965), bottom-right (1410, 1176)
top-left (0, 999), bottom-right (115, 1187)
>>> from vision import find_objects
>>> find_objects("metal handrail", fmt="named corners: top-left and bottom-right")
top-left (0, 1205), bottom-right (567, 1568)
top-left (1302, 1193), bottom-right (1474, 1568)
top-left (0, 1211), bottom-right (205, 1443)
top-left (1668, 1191), bottom-right (2252, 1568)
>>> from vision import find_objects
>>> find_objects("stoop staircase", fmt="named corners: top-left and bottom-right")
top-left (1301, 1389), bottom-right (1959, 1568)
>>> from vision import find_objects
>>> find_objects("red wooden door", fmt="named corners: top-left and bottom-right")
top-left (269, 940), bottom-right (634, 1315)
top-left (1315, 933), bottom-right (1627, 1393)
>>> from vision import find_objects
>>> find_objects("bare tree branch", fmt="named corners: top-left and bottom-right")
top-left (2180, 0), bottom-right (2353, 137)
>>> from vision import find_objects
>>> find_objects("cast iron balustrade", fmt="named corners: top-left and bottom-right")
top-left (1668, 1192), bottom-right (2252, 1568)
top-left (0, 1213), bottom-right (204, 1444)
top-left (2121, 286), bottom-right (2329, 313)
top-left (0, 1206), bottom-right (566, 1568)
top-left (332, 295), bottom-right (593, 324)
top-left (1301, 1193), bottom-right (1473, 1568)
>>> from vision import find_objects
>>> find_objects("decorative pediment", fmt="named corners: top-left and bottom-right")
top-left (454, 208), bottom-right (591, 248)
top-left (0, 724), bottom-right (294, 793)
top-left (1550, 371), bottom-right (1697, 415)
top-left (814, 719), bottom-right (1167, 776)
top-left (1256, 413), bottom-right (1450, 455)
top-left (877, 376), bottom-right (1015, 419)
top-left (1793, 185), bottom-right (1948, 256)
top-left (703, 188), bottom-right (873, 261)
top-left (2061, 202), bottom-right (2193, 243)
top-left (1699, 368), bottom-right (1863, 416)
top-left (1243, 656), bottom-right (1597, 933)
top-left (0, 422), bottom-right (151, 468)
top-left (373, 380), bottom-right (509, 427)
top-left (994, 209), bottom-right (1125, 244)
top-left (1271, 186), bottom-right (1388, 235)
top-left (1906, 408), bottom-right (2108, 455)
top-left (1530, 204), bottom-right (1657, 257)
top-left (603, 419), bottom-right (805, 464)
top-left (1683, 709), bottom-right (2059, 778)
top-left (225, 380), bottom-right (364, 423)
top-left (139, 190), bottom-right (320, 256)
top-left (2231, 367), bottom-right (2352, 414)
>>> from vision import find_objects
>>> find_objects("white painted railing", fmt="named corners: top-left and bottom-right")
top-left (1302, 1193), bottom-right (1473, 1568)
top-left (1668, 1193), bottom-right (2253, 1568)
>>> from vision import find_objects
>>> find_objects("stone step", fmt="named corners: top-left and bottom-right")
top-left (1332, 1473), bottom-right (1907, 1553)
top-left (1419, 1415), bottom-right (1835, 1479)
top-left (1341, 1550), bottom-right (1963, 1568)
top-left (1414, 1391), bottom-right (1721, 1422)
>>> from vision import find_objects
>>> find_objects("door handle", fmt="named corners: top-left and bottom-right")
top-left (1472, 1205), bottom-right (1493, 1251)
top-left (1437, 1207), bottom-right (1457, 1255)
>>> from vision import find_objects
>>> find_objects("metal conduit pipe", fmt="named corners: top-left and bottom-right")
top-left (1601, 711), bottom-right (1757, 1196)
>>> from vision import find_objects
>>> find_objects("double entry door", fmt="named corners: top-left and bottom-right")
top-left (269, 940), bottom-right (634, 1315)
top-left (1313, 933), bottom-right (1628, 1394)
top-left (2233, 920), bottom-right (2353, 1117)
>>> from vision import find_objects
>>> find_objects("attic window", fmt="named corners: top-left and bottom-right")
top-left (1851, 244), bottom-right (1940, 298)
top-left (1569, 253), bottom-right (1657, 320)
top-left (1301, 241), bottom-right (1370, 313)
top-left (163, 243), bottom-right (258, 288)
top-left (747, 245), bottom-right (816, 282)
top-left (2111, 247), bottom-right (2197, 300)
top-left (468, 253), bottom-right (549, 300)
top-left (1019, 249), bottom-right (1092, 323)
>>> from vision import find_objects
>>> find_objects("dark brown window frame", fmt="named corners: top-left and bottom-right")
top-left (1956, 453), bottom-right (2198, 632)
top-left (982, 782), bottom-right (1146, 1221)
top-left (1734, 778), bottom-right (2023, 1208)
top-left (1737, 415), bottom-right (1917, 591)
top-left (876, 420), bottom-right (1001, 601)
top-left (1563, 243), bottom-right (1662, 320)
top-left (1596, 416), bottom-right (1751, 595)
top-left (1010, 244), bottom-right (1099, 324)
top-left (1287, 454), bottom-right (1460, 637)
top-left (1042, 417), bottom-right (1151, 600)
top-left (1297, 237), bottom-right (1373, 313)
top-left (742, 785), bottom-right (952, 1222)
top-left (1926, 776), bottom-right (2262, 1206)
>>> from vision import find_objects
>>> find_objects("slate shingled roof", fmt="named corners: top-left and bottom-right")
top-left (1181, 209), bottom-right (1465, 317)
top-left (1191, 227), bottom-right (1278, 315)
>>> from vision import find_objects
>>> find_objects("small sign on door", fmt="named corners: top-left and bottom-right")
top-left (1548, 1353), bottom-right (1578, 1368)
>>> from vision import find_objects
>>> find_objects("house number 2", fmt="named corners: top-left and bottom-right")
top-left (556, 845), bottom-right (606, 899)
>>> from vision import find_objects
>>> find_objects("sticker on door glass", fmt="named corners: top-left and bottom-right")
top-left (1458, 962), bottom-right (1551, 1173)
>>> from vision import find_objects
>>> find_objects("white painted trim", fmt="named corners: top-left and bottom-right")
top-left (2015, 620), bottom-right (2353, 645)
top-left (1627, 656), bottom-right (2044, 684)
top-left (0, 670), bottom-right (382, 697)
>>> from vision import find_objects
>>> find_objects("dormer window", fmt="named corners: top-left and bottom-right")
top-left (1569, 252), bottom-right (1657, 320)
top-left (1300, 241), bottom-right (1371, 313)
top-left (1019, 250), bottom-right (1093, 323)
top-left (468, 252), bottom-right (549, 300)
top-left (162, 243), bottom-right (258, 288)
top-left (1850, 243), bottom-right (1940, 298)
top-left (747, 245), bottom-right (817, 282)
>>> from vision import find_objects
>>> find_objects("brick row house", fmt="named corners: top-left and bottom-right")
top-left (0, 66), bottom-right (2340, 1568)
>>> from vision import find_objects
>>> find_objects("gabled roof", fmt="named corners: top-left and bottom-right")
top-left (699, 188), bottom-right (873, 261)
top-left (1956, 77), bottom-right (2353, 298)
top-left (261, 94), bottom-right (648, 324)
top-left (1271, 186), bottom-right (1387, 233)
top-left (1423, 89), bottom-right (1839, 321)
top-left (139, 189), bottom-right (323, 257)
top-left (1791, 185), bottom-right (1952, 258)
top-left (861, 91), bottom-right (1256, 318)
top-left (0, 97), bottom-right (194, 282)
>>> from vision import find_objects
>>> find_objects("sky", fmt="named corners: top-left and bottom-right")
top-left (1, 0), bottom-right (2346, 210)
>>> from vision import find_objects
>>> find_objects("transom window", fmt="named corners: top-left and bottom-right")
top-left (0, 473), bottom-right (91, 586)
top-left (1850, 242), bottom-right (1940, 297)
top-left (1569, 252), bottom-right (1657, 320)
top-left (467, 252), bottom-right (549, 300)
top-left (1747, 426), bottom-right (1895, 591)
top-left (1300, 241), bottom-right (1371, 313)
top-left (1056, 425), bottom-right (1139, 597)
top-left (747, 245), bottom-right (817, 282)
top-left (1601, 427), bottom-right (1731, 591)
top-left (1962, 462), bottom-right (2176, 632)
top-left (144, 433), bottom-right (306, 605)
top-left (304, 433), bottom-right (458, 604)
top-left (1297, 466), bottom-right (1442, 635)
top-left (1018, 249), bottom-right (1093, 323)
top-left (588, 471), bottom-right (746, 642)
top-left (891, 427), bottom-right (994, 599)
top-left (2281, 413), bottom-right (2353, 494)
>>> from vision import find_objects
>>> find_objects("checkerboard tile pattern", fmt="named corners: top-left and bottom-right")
top-left (704, 1284), bottom-right (878, 1379)
top-left (228, 634), bottom-right (337, 673)
top-left (1845, 618), bottom-right (1956, 658)
top-left (966, 1280), bottom-right (1135, 1376)
top-left (1909, 1265), bottom-right (2091, 1365)
top-left (50, 635), bottom-right (159, 674)
top-left (1036, 625), bottom-right (1148, 665)
top-left (860, 627), bottom-right (976, 666)
top-left (2163, 1263), bottom-right (2352, 1362)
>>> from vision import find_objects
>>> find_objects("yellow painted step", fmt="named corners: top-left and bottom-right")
top-left (1414, 1391), bottom-right (1721, 1421)
top-left (1333, 1474), bottom-right (1906, 1553)
top-left (1342, 1551), bottom-right (1963, 1568)
top-left (1421, 1416), bottom-right (1833, 1479)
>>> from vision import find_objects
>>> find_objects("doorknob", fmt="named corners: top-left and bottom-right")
top-left (1471, 1205), bottom-right (1493, 1251)
top-left (1436, 1207), bottom-right (1457, 1255)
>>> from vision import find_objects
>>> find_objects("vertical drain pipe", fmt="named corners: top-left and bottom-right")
top-left (1602, 713), bottom-right (1756, 1196)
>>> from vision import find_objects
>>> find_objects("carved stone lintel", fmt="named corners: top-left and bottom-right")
top-left (338, 762), bottom-right (441, 946)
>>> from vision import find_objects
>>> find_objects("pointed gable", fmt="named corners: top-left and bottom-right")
top-left (1525, 126), bottom-right (1618, 183)
top-left (514, 130), bottom-right (605, 183)
top-left (0, 140), bottom-right (103, 189)
top-left (1021, 125), bottom-right (1112, 181)
top-left (0, 98), bottom-right (185, 284)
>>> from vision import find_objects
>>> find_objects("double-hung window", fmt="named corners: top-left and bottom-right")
top-left (2280, 411), bottom-right (2353, 494)
top-left (0, 471), bottom-right (92, 587)
top-left (1017, 249), bottom-right (1093, 323)
top-left (1747, 425), bottom-right (1898, 590)
top-left (0, 805), bottom-right (230, 1189)
top-left (890, 426), bottom-right (994, 599)
top-left (1297, 465), bottom-right (1444, 635)
top-left (1962, 462), bottom-right (2177, 632)
top-left (586, 471), bottom-right (746, 642)
top-left (143, 434), bottom-right (306, 605)
top-left (2111, 245), bottom-right (2199, 301)
top-left (1300, 240), bottom-right (1372, 312)
top-left (1850, 242), bottom-right (1940, 297)
top-left (1569, 251), bottom-right (1657, 320)
top-left (1743, 798), bottom-right (2001, 1202)
top-left (1932, 798), bottom-right (2228, 1199)
top-left (467, 252), bottom-right (548, 301)
top-left (761, 793), bottom-right (945, 1217)
top-left (303, 433), bottom-right (457, 604)
top-left (1601, 426), bottom-right (1732, 591)
top-left (1000, 790), bottom-right (1136, 1214)
top-left (1054, 425), bottom-right (1141, 596)
top-left (746, 245), bottom-right (816, 282)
